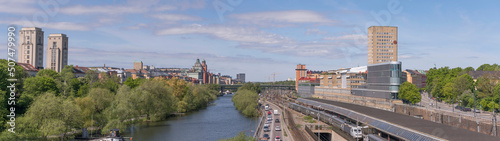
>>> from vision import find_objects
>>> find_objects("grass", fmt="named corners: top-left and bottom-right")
top-left (303, 115), bottom-right (316, 123)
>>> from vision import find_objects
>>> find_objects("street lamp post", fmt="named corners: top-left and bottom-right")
top-left (317, 105), bottom-right (321, 141)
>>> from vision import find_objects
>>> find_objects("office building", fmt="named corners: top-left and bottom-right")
top-left (134, 61), bottom-right (143, 70)
top-left (403, 69), bottom-right (427, 89)
top-left (368, 26), bottom-right (398, 64)
top-left (237, 73), bottom-right (245, 83)
top-left (352, 62), bottom-right (402, 99)
top-left (47, 33), bottom-right (68, 72)
top-left (18, 27), bottom-right (44, 69)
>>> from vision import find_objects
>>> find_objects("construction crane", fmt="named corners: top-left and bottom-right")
top-left (271, 72), bottom-right (282, 83)
top-left (264, 76), bottom-right (271, 82)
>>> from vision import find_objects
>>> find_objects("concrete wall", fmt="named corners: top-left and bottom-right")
top-left (394, 104), bottom-right (500, 138)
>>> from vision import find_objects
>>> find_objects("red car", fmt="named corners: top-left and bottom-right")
top-left (267, 111), bottom-right (271, 115)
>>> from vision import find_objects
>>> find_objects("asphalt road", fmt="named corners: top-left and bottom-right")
top-left (259, 101), bottom-right (284, 141)
top-left (418, 92), bottom-right (496, 122)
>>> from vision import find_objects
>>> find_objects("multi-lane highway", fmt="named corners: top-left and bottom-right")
top-left (258, 101), bottom-right (284, 141)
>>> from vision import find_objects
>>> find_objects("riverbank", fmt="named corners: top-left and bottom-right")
top-left (121, 95), bottom-right (258, 140)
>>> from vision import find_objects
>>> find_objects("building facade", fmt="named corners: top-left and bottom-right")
top-left (237, 73), bottom-right (245, 83)
top-left (315, 66), bottom-right (367, 97)
top-left (352, 62), bottom-right (402, 99)
top-left (403, 69), bottom-right (427, 89)
top-left (47, 33), bottom-right (68, 72)
top-left (134, 61), bottom-right (143, 70)
top-left (295, 64), bottom-right (307, 90)
top-left (368, 26), bottom-right (398, 64)
top-left (18, 27), bottom-right (44, 69)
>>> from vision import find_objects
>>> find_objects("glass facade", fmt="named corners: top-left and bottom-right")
top-left (352, 62), bottom-right (402, 99)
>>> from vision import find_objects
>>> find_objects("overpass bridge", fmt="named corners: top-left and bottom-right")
top-left (295, 98), bottom-right (499, 141)
top-left (220, 84), bottom-right (295, 92)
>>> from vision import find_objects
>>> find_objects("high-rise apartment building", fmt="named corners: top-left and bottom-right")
top-left (237, 73), bottom-right (245, 83)
top-left (367, 26), bottom-right (398, 64)
top-left (18, 27), bottom-right (44, 69)
top-left (47, 34), bottom-right (69, 72)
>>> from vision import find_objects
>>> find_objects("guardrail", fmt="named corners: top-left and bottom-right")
top-left (253, 112), bottom-right (266, 139)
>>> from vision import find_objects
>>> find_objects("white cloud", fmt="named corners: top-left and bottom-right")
top-left (156, 24), bottom-right (290, 44)
top-left (125, 23), bottom-right (149, 30)
top-left (0, 20), bottom-right (92, 31)
top-left (60, 5), bottom-right (147, 15)
top-left (324, 34), bottom-right (366, 40)
top-left (150, 14), bottom-right (202, 22)
top-left (153, 5), bottom-right (177, 11)
top-left (306, 28), bottom-right (328, 35)
top-left (229, 10), bottom-right (338, 26)
top-left (0, 0), bottom-right (37, 15)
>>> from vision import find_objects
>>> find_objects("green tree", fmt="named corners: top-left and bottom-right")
top-left (477, 64), bottom-right (500, 71)
top-left (36, 69), bottom-right (60, 80)
top-left (17, 92), bottom-right (82, 138)
top-left (132, 79), bottom-right (176, 121)
top-left (232, 89), bottom-right (259, 117)
top-left (398, 82), bottom-right (421, 104)
top-left (59, 65), bottom-right (77, 97)
top-left (75, 88), bottom-right (114, 128)
top-left (18, 76), bottom-right (59, 111)
top-left (463, 67), bottom-right (475, 72)
top-left (217, 132), bottom-right (256, 141)
top-left (459, 90), bottom-right (474, 107)
top-left (453, 74), bottom-right (474, 95)
top-left (476, 76), bottom-right (495, 98)
top-left (124, 77), bottom-right (144, 89)
top-left (442, 82), bottom-right (459, 103)
top-left (166, 77), bottom-right (189, 101)
top-left (102, 85), bottom-right (138, 133)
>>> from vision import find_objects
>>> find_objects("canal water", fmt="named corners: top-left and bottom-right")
top-left (122, 94), bottom-right (258, 141)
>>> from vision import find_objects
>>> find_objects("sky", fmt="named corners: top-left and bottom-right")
top-left (1, 0), bottom-right (499, 82)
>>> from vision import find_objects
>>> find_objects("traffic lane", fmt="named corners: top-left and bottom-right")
top-left (269, 103), bottom-right (283, 141)
top-left (261, 102), bottom-right (274, 141)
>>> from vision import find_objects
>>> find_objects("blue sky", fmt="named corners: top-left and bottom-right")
top-left (1, 0), bottom-right (499, 82)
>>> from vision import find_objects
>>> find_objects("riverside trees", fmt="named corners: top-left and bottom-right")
top-left (0, 59), bottom-right (219, 139)
top-left (232, 83), bottom-right (260, 117)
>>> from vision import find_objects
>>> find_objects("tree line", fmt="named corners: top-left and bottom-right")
top-left (232, 83), bottom-right (261, 117)
top-left (0, 60), bottom-right (219, 140)
top-left (425, 64), bottom-right (500, 112)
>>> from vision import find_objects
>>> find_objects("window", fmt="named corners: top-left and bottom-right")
top-left (27, 36), bottom-right (30, 40)
top-left (27, 41), bottom-right (30, 44)
top-left (27, 46), bottom-right (30, 49)
top-left (53, 42), bottom-right (57, 48)
top-left (26, 50), bottom-right (30, 54)
top-left (26, 60), bottom-right (29, 64)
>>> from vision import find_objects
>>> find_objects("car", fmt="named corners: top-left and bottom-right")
top-left (264, 123), bottom-right (269, 127)
top-left (263, 134), bottom-right (270, 140)
top-left (264, 127), bottom-right (270, 132)
top-left (275, 119), bottom-right (280, 123)
top-left (455, 106), bottom-right (464, 111)
top-left (267, 117), bottom-right (272, 120)
top-left (473, 109), bottom-right (481, 113)
top-left (275, 136), bottom-right (280, 141)
top-left (275, 126), bottom-right (281, 131)
top-left (462, 107), bottom-right (471, 112)
top-left (268, 111), bottom-right (272, 115)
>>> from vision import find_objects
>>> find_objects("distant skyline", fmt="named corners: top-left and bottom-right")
top-left (1, 0), bottom-right (499, 82)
